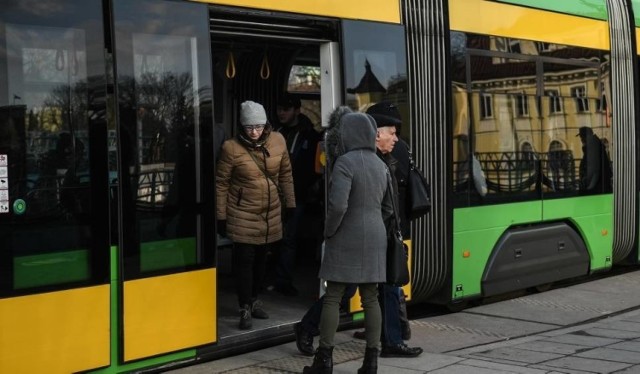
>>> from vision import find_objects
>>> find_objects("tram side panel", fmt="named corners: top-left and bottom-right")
top-left (447, 0), bottom-right (615, 305)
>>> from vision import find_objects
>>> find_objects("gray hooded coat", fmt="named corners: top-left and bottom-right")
top-left (319, 109), bottom-right (394, 284)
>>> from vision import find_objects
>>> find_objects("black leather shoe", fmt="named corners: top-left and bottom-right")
top-left (294, 322), bottom-right (315, 356)
top-left (380, 343), bottom-right (423, 358)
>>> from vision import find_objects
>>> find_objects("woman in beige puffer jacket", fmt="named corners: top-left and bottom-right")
top-left (216, 100), bottom-right (295, 330)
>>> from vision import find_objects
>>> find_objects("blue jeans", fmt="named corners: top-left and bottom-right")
top-left (300, 284), bottom-right (357, 335)
top-left (380, 284), bottom-right (403, 346)
top-left (275, 204), bottom-right (305, 287)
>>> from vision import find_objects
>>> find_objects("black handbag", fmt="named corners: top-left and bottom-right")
top-left (407, 158), bottom-right (431, 219)
top-left (386, 170), bottom-right (410, 287)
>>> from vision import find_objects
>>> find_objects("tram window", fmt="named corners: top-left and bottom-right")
top-left (113, 0), bottom-right (214, 279)
top-left (453, 33), bottom-right (610, 206)
top-left (286, 63), bottom-right (322, 129)
top-left (287, 65), bottom-right (321, 93)
top-left (0, 0), bottom-right (109, 297)
top-left (465, 93), bottom-right (541, 202)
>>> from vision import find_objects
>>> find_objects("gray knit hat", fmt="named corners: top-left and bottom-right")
top-left (240, 101), bottom-right (267, 126)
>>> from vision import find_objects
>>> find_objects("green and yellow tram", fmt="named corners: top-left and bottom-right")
top-left (0, 0), bottom-right (637, 372)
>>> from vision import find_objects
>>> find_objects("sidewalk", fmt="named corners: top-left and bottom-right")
top-left (166, 270), bottom-right (640, 373)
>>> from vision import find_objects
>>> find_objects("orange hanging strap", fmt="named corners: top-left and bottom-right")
top-left (225, 51), bottom-right (236, 79)
top-left (260, 53), bottom-right (270, 80)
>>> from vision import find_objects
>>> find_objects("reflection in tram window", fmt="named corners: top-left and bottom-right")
top-left (451, 33), bottom-right (613, 206)
top-left (113, 0), bottom-right (214, 277)
top-left (0, 2), bottom-right (109, 296)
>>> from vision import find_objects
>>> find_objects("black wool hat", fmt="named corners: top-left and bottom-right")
top-left (277, 94), bottom-right (301, 109)
top-left (366, 102), bottom-right (402, 127)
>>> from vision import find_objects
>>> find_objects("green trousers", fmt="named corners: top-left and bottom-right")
top-left (319, 281), bottom-right (381, 349)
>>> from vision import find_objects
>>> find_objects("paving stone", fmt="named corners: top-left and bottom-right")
top-left (596, 320), bottom-right (640, 333)
top-left (454, 358), bottom-right (550, 373)
top-left (511, 340), bottom-right (592, 355)
top-left (469, 346), bottom-right (562, 364)
top-left (575, 347), bottom-right (640, 364)
top-left (532, 356), bottom-right (632, 373)
top-left (429, 363), bottom-right (522, 374)
top-left (377, 352), bottom-right (463, 372)
top-left (579, 327), bottom-right (640, 340)
top-left (608, 341), bottom-right (640, 353)
top-left (615, 364), bottom-right (640, 373)
top-left (542, 333), bottom-right (621, 347)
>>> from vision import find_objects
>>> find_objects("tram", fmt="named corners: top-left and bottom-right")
top-left (0, 0), bottom-right (637, 372)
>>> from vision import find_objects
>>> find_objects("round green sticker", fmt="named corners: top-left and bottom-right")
top-left (13, 199), bottom-right (26, 215)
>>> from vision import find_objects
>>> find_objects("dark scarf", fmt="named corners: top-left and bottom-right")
top-left (236, 123), bottom-right (272, 151)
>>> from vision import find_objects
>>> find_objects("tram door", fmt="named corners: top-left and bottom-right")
top-left (0, 0), bottom-right (111, 372)
top-left (112, 0), bottom-right (217, 362)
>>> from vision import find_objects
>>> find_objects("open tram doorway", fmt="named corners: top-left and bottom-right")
top-left (209, 7), bottom-right (340, 339)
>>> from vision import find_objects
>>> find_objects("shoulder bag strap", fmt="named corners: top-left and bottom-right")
top-left (245, 147), bottom-right (281, 192)
top-left (386, 167), bottom-right (402, 234)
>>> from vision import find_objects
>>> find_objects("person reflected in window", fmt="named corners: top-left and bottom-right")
top-left (216, 101), bottom-right (295, 330)
top-left (577, 126), bottom-right (612, 194)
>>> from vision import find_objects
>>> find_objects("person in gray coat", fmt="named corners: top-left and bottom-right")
top-left (303, 107), bottom-right (394, 374)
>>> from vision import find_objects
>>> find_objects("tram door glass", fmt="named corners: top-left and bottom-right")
top-left (113, 0), bottom-right (215, 279)
top-left (0, 0), bottom-right (109, 296)
top-left (341, 21), bottom-right (408, 142)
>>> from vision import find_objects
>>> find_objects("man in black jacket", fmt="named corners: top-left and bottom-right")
top-left (272, 94), bottom-right (322, 296)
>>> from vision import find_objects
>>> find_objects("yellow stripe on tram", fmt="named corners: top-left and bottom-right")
top-left (450, 0), bottom-right (610, 51)
top-left (189, 0), bottom-right (401, 23)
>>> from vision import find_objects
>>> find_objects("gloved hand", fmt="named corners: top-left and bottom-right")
top-left (217, 220), bottom-right (227, 237)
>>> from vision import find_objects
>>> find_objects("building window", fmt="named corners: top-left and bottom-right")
top-left (545, 89), bottom-right (562, 114)
top-left (536, 42), bottom-right (551, 53)
top-left (514, 92), bottom-right (529, 117)
top-left (571, 86), bottom-right (589, 113)
top-left (480, 93), bottom-right (493, 119)
top-left (509, 39), bottom-right (522, 54)
top-left (596, 82), bottom-right (607, 112)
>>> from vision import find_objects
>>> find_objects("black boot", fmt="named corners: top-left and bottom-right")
top-left (357, 347), bottom-right (378, 374)
top-left (294, 322), bottom-right (315, 356)
top-left (302, 346), bottom-right (333, 374)
top-left (239, 304), bottom-right (252, 330)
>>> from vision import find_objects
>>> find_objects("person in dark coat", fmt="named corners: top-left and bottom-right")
top-left (302, 107), bottom-right (393, 374)
top-left (271, 94), bottom-right (322, 296)
top-left (365, 102), bottom-right (423, 358)
top-left (577, 126), bottom-right (612, 194)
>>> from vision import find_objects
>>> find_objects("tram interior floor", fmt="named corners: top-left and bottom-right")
top-left (216, 245), bottom-right (323, 339)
